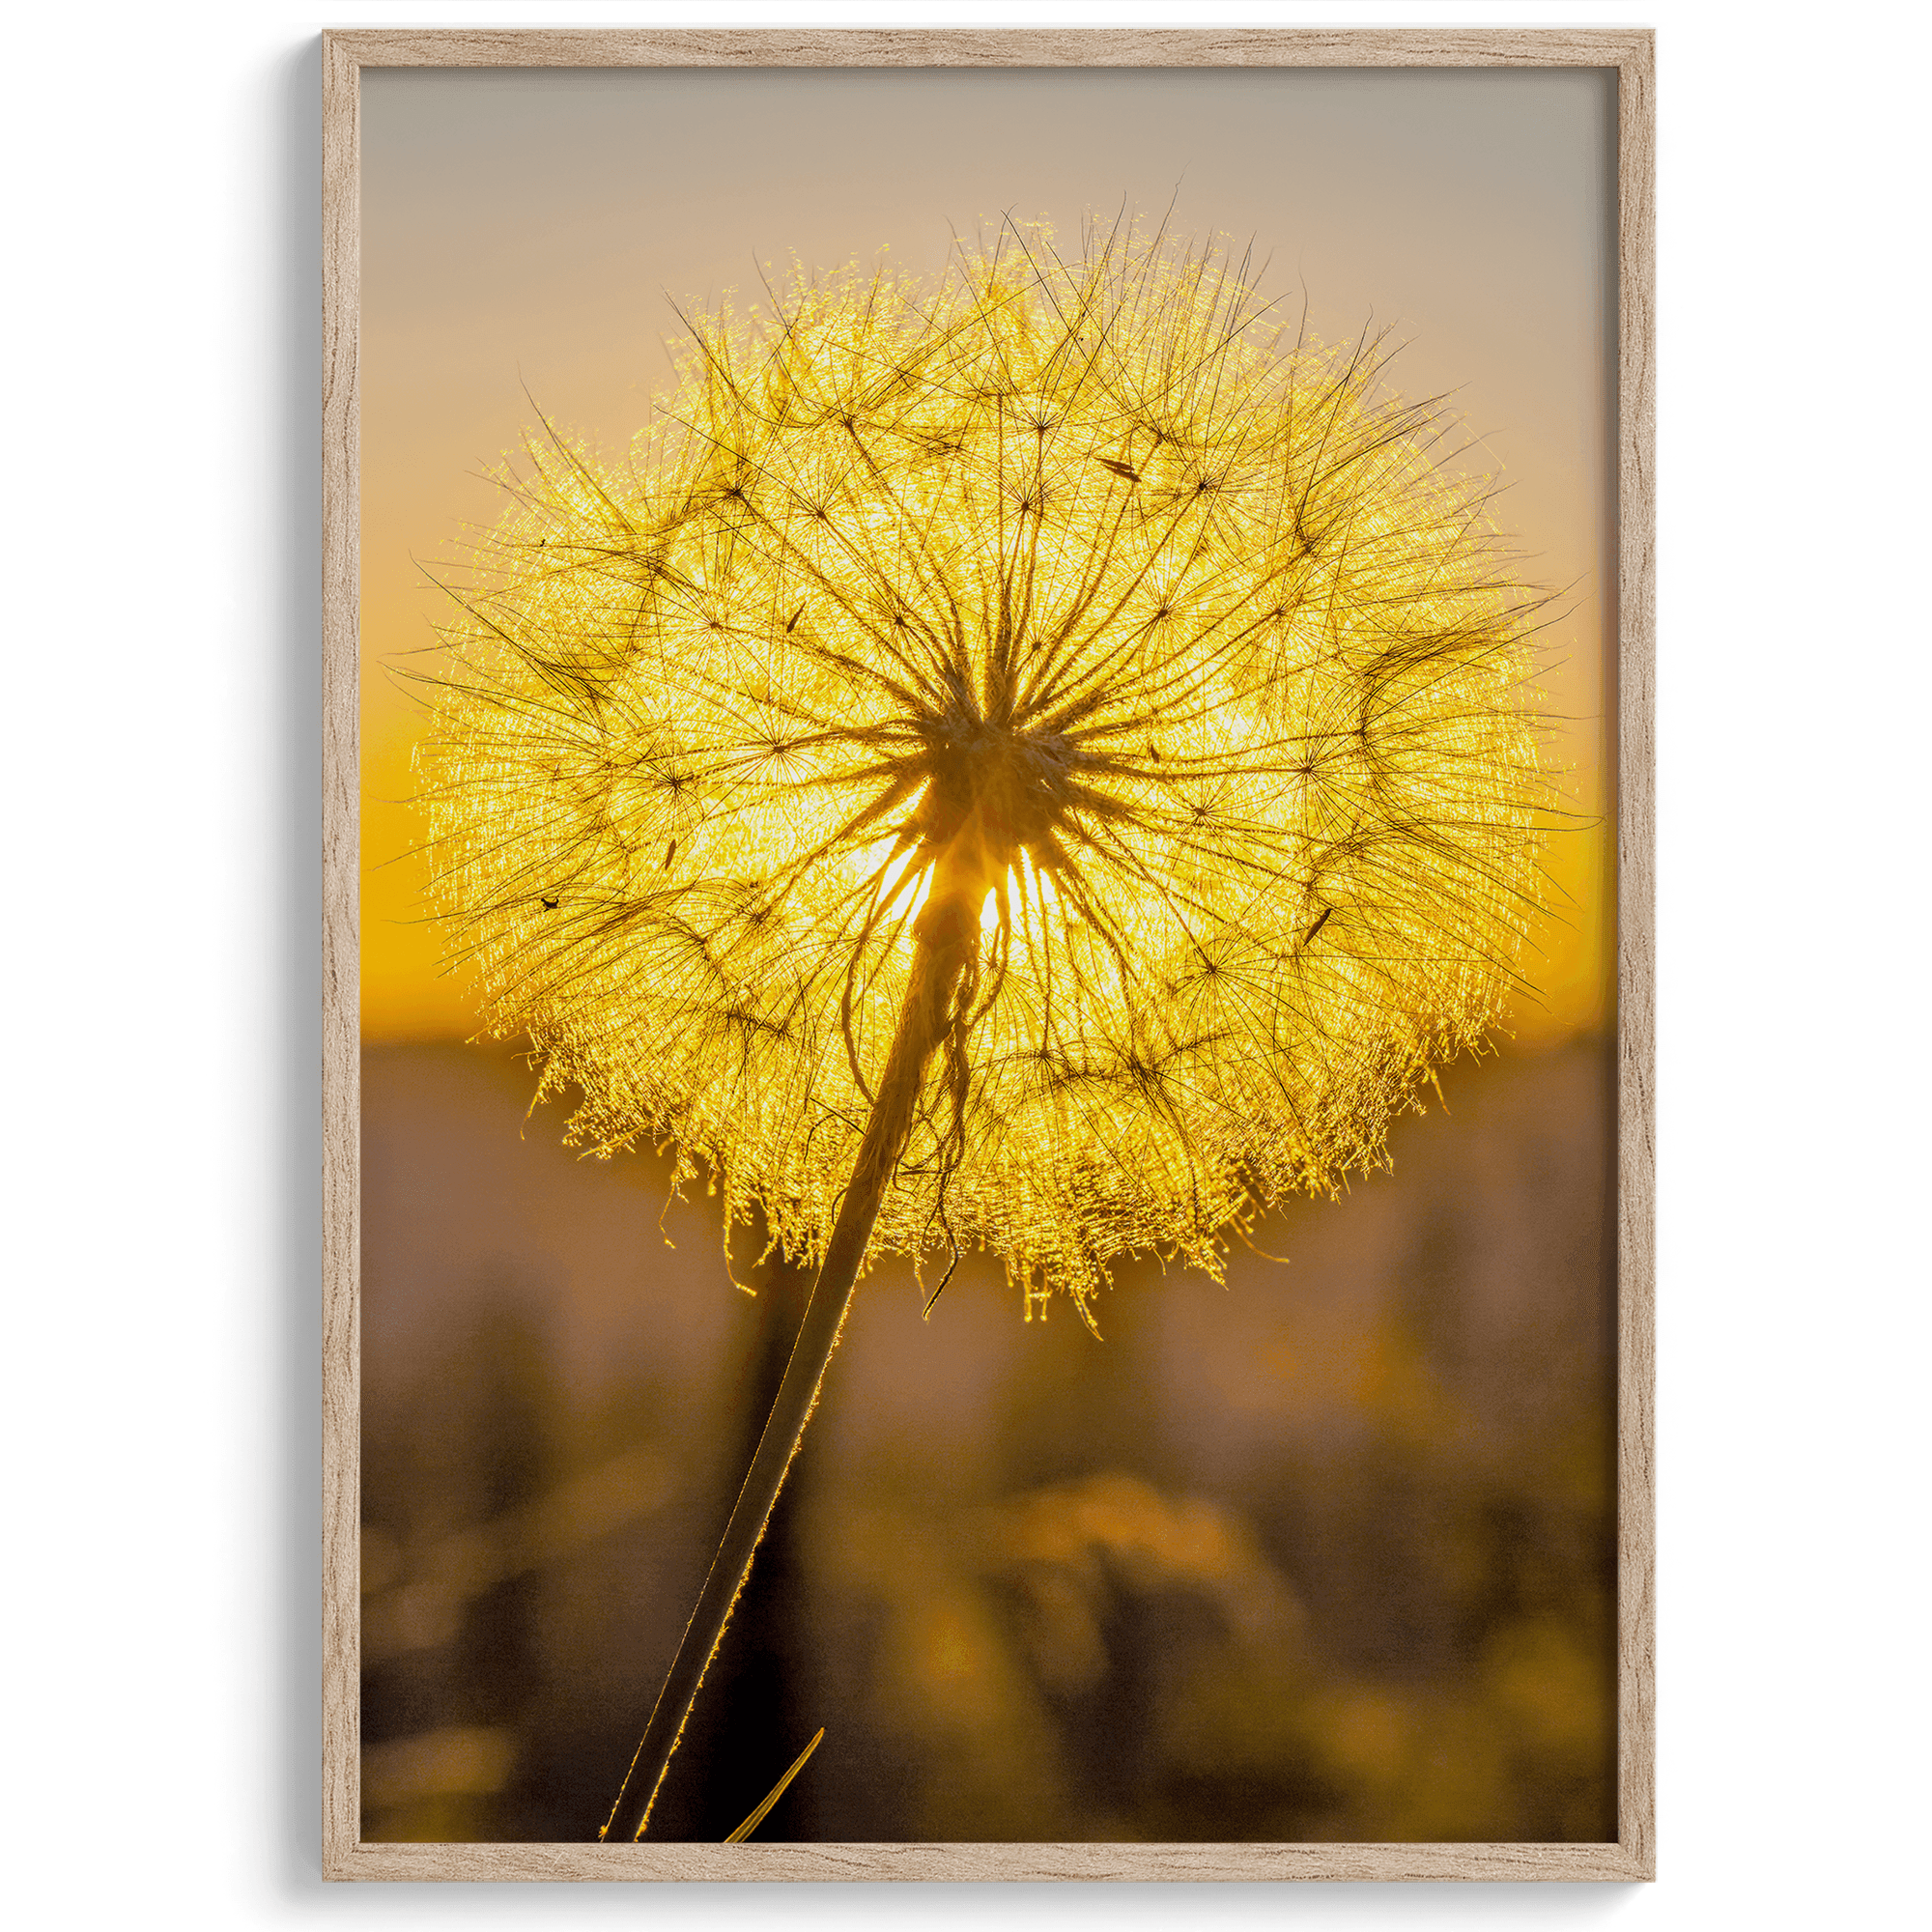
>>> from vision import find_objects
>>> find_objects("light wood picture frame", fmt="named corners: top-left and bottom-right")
top-left (323, 25), bottom-right (1654, 1884)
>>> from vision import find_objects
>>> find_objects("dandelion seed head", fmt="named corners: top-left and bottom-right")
top-left (418, 222), bottom-right (1548, 1320)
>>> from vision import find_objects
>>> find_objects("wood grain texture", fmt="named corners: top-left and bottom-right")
top-left (320, 25), bottom-right (361, 1885)
top-left (322, 26), bottom-right (1654, 70)
top-left (318, 24), bottom-right (1657, 1885)
top-left (327, 1839), bottom-right (1651, 1884)
top-left (1612, 27), bottom-right (1659, 1887)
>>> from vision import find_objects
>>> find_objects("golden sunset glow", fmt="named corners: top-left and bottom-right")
top-left (417, 225), bottom-right (1549, 1320)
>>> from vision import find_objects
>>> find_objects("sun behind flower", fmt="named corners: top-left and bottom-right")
top-left (418, 221), bottom-right (1547, 1323)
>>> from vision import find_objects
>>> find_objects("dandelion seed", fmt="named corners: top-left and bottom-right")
top-left (414, 217), bottom-right (1549, 1838)
top-left (421, 222), bottom-right (1544, 1318)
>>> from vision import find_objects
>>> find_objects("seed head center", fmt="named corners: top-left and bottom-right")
top-left (916, 709), bottom-right (1079, 896)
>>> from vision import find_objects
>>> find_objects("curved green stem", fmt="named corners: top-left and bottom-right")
top-left (601, 902), bottom-right (972, 1843)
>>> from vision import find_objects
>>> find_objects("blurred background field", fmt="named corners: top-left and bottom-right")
top-left (359, 1030), bottom-right (1614, 1844)
top-left (357, 63), bottom-right (1618, 1846)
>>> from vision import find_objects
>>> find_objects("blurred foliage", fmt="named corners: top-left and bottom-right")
top-left (361, 1033), bottom-right (1614, 1843)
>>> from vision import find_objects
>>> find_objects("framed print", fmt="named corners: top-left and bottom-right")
top-left (322, 26), bottom-right (1654, 1883)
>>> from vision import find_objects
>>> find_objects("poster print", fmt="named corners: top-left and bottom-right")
top-left (328, 31), bottom-right (1652, 1880)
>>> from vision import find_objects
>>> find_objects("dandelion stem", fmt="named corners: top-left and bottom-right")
top-left (600, 894), bottom-right (976, 1842)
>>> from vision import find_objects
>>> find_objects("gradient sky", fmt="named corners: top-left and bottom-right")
top-left (359, 63), bottom-right (1615, 1041)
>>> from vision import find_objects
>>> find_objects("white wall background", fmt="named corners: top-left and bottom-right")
top-left (2, 2), bottom-right (1923, 1925)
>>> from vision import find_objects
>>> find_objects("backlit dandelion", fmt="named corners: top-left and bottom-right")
top-left (415, 218), bottom-right (1548, 1838)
